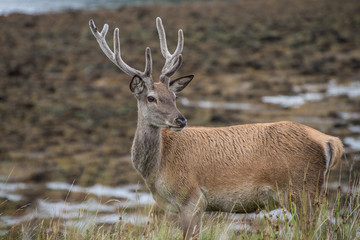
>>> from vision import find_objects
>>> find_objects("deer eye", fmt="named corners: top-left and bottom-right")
top-left (147, 96), bottom-right (156, 102)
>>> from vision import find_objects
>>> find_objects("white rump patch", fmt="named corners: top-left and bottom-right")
top-left (324, 142), bottom-right (332, 180)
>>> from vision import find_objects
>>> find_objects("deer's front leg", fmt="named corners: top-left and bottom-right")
top-left (179, 192), bottom-right (206, 240)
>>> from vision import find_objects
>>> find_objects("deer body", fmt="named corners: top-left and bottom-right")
top-left (133, 120), bottom-right (342, 213)
top-left (89, 18), bottom-right (343, 239)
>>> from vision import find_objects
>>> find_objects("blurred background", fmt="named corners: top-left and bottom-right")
top-left (0, 0), bottom-right (359, 235)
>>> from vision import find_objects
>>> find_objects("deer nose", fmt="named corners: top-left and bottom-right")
top-left (175, 117), bottom-right (187, 128)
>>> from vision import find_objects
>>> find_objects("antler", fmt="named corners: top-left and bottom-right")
top-left (156, 17), bottom-right (184, 80)
top-left (89, 19), bottom-right (152, 78)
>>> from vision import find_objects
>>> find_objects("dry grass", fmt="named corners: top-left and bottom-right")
top-left (3, 186), bottom-right (360, 240)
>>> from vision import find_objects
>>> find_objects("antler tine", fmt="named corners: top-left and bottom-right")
top-left (89, 19), bottom-right (152, 78)
top-left (144, 47), bottom-right (152, 77)
top-left (113, 28), bottom-right (143, 76)
top-left (156, 17), bottom-right (184, 78)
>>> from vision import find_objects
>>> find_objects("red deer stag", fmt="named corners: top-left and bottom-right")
top-left (89, 17), bottom-right (343, 239)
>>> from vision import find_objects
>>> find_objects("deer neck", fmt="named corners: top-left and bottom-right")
top-left (131, 111), bottom-right (162, 183)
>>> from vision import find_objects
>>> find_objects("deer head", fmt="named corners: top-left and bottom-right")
top-left (89, 17), bottom-right (193, 131)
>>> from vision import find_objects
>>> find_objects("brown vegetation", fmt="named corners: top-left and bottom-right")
top-left (0, 0), bottom-right (359, 205)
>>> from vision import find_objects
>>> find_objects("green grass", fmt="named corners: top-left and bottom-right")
top-left (3, 187), bottom-right (360, 240)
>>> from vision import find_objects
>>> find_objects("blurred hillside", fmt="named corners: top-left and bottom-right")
top-left (0, 0), bottom-right (359, 188)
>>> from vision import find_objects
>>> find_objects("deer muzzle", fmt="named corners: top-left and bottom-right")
top-left (169, 116), bottom-right (187, 131)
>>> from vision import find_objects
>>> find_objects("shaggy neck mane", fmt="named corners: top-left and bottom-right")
top-left (131, 111), bottom-right (162, 182)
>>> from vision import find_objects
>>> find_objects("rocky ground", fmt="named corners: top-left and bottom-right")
top-left (0, 0), bottom-right (359, 212)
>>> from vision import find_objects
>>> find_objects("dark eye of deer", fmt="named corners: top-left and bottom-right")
top-left (147, 96), bottom-right (155, 102)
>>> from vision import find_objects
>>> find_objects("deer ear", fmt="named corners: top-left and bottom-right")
top-left (169, 75), bottom-right (194, 93)
top-left (130, 75), bottom-right (146, 94)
